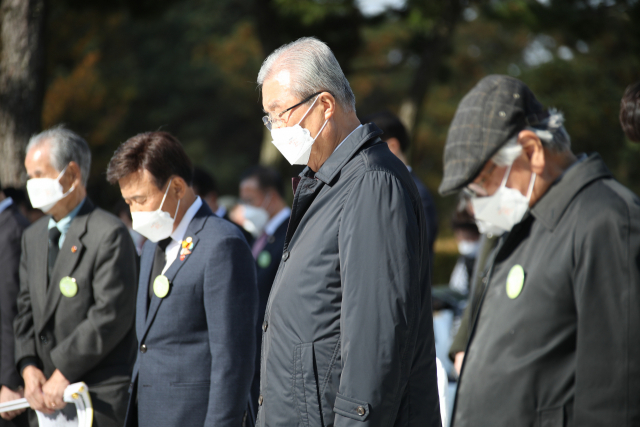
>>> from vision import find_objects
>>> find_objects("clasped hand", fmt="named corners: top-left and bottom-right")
top-left (23, 366), bottom-right (69, 414)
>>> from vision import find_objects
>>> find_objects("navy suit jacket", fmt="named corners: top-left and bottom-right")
top-left (125, 203), bottom-right (258, 427)
top-left (248, 217), bottom-right (289, 425)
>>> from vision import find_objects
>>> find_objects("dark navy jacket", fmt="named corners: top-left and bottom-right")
top-left (125, 203), bottom-right (258, 427)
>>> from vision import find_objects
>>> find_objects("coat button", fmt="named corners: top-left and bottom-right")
top-left (262, 321), bottom-right (268, 332)
top-left (258, 395), bottom-right (263, 406)
top-left (282, 250), bottom-right (290, 262)
top-left (39, 335), bottom-right (48, 344)
top-left (140, 344), bottom-right (147, 353)
top-left (356, 406), bottom-right (365, 416)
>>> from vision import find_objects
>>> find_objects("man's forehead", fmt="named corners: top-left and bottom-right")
top-left (262, 72), bottom-right (294, 111)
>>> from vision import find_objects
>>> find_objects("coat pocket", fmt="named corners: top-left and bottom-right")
top-left (293, 343), bottom-right (323, 427)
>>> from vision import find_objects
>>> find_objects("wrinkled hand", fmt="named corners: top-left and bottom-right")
top-left (42, 370), bottom-right (69, 412)
top-left (454, 352), bottom-right (465, 376)
top-left (0, 385), bottom-right (26, 420)
top-left (23, 366), bottom-right (53, 414)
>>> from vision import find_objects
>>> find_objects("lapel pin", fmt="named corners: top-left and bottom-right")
top-left (153, 275), bottom-right (171, 298)
top-left (71, 245), bottom-right (78, 253)
top-left (59, 276), bottom-right (78, 298)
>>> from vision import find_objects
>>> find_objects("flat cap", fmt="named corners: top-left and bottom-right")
top-left (439, 75), bottom-right (547, 196)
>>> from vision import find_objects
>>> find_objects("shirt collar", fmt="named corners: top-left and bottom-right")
top-left (333, 124), bottom-right (363, 154)
top-left (530, 153), bottom-right (612, 231)
top-left (264, 207), bottom-right (291, 236)
top-left (170, 196), bottom-right (203, 243)
top-left (0, 197), bottom-right (13, 215)
top-left (215, 205), bottom-right (227, 218)
top-left (48, 198), bottom-right (86, 234)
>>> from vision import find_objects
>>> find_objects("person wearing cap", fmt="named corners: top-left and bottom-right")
top-left (620, 81), bottom-right (640, 142)
top-left (440, 75), bottom-right (640, 426)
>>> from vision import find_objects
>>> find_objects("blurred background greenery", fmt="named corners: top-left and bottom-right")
top-left (3, 0), bottom-right (639, 282)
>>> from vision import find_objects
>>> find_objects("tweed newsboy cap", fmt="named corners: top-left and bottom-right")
top-left (439, 75), bottom-right (548, 196)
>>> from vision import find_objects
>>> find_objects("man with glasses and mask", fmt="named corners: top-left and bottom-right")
top-left (440, 75), bottom-right (640, 426)
top-left (14, 126), bottom-right (138, 426)
top-left (255, 37), bottom-right (441, 427)
top-left (106, 131), bottom-right (257, 427)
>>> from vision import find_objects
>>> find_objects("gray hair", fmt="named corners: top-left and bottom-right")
top-left (492, 109), bottom-right (571, 166)
top-left (26, 126), bottom-right (92, 186)
top-left (257, 37), bottom-right (356, 113)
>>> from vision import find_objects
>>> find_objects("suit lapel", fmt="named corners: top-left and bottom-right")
top-left (40, 200), bottom-right (93, 330)
top-left (137, 242), bottom-right (155, 340)
top-left (33, 220), bottom-right (49, 315)
top-left (141, 204), bottom-right (210, 342)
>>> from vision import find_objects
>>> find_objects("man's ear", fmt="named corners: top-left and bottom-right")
top-left (172, 176), bottom-right (188, 199)
top-left (67, 161), bottom-right (83, 188)
top-left (320, 92), bottom-right (337, 121)
top-left (518, 130), bottom-right (545, 175)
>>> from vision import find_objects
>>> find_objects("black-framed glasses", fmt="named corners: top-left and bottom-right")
top-left (262, 91), bottom-right (325, 130)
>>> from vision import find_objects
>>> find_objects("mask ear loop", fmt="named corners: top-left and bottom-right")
top-left (57, 164), bottom-right (76, 199)
top-left (525, 172), bottom-right (537, 199)
top-left (296, 94), bottom-right (321, 126)
top-left (500, 164), bottom-right (513, 188)
top-left (312, 118), bottom-right (329, 141)
top-left (159, 179), bottom-right (181, 220)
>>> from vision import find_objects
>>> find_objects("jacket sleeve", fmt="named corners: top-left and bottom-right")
top-left (203, 234), bottom-right (258, 426)
top-left (337, 171), bottom-right (440, 427)
top-left (14, 232), bottom-right (39, 374)
top-left (573, 196), bottom-right (640, 426)
top-left (49, 226), bottom-right (138, 382)
top-left (1, 226), bottom-right (26, 388)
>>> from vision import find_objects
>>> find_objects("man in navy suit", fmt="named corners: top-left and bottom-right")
top-left (106, 131), bottom-right (258, 427)
top-left (237, 166), bottom-right (290, 424)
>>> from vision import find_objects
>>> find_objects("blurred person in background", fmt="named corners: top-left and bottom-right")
top-left (236, 165), bottom-right (290, 426)
top-left (107, 131), bottom-right (257, 427)
top-left (0, 185), bottom-right (30, 427)
top-left (620, 81), bottom-right (640, 142)
top-left (439, 75), bottom-right (640, 427)
top-left (256, 37), bottom-right (441, 427)
top-left (361, 111), bottom-right (438, 259)
top-left (1, 188), bottom-right (44, 224)
top-left (15, 126), bottom-right (138, 427)
top-left (191, 167), bottom-right (253, 244)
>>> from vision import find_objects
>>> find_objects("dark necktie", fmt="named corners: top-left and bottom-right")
top-left (148, 237), bottom-right (172, 309)
top-left (48, 227), bottom-right (62, 282)
top-left (251, 232), bottom-right (269, 260)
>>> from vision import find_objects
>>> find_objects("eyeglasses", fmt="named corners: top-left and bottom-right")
top-left (463, 163), bottom-right (497, 198)
top-left (262, 91), bottom-right (324, 130)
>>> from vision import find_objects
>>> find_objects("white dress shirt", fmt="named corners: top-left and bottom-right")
top-left (333, 124), bottom-right (363, 154)
top-left (162, 196), bottom-right (203, 274)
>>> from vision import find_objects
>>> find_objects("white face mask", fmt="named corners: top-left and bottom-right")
top-left (26, 165), bottom-right (76, 213)
top-left (242, 205), bottom-right (270, 238)
top-left (471, 164), bottom-right (536, 234)
top-left (131, 179), bottom-right (180, 243)
top-left (270, 95), bottom-right (329, 165)
top-left (457, 240), bottom-right (481, 257)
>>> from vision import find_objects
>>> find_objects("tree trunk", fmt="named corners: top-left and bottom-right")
top-left (0, 0), bottom-right (45, 187)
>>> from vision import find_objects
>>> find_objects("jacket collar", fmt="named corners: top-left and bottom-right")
top-left (530, 153), bottom-right (612, 231)
top-left (305, 123), bottom-right (383, 185)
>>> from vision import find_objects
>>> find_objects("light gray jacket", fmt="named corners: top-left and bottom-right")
top-left (257, 124), bottom-right (441, 427)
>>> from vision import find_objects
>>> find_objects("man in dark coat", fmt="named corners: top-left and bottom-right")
top-left (440, 75), bottom-right (640, 426)
top-left (237, 166), bottom-right (290, 426)
top-left (107, 131), bottom-right (257, 427)
top-left (15, 127), bottom-right (138, 426)
top-left (0, 187), bottom-right (30, 427)
top-left (256, 37), bottom-right (441, 427)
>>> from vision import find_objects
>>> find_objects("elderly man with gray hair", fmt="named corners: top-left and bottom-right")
top-left (441, 75), bottom-right (640, 426)
top-left (14, 126), bottom-right (138, 427)
top-left (255, 37), bottom-right (441, 427)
